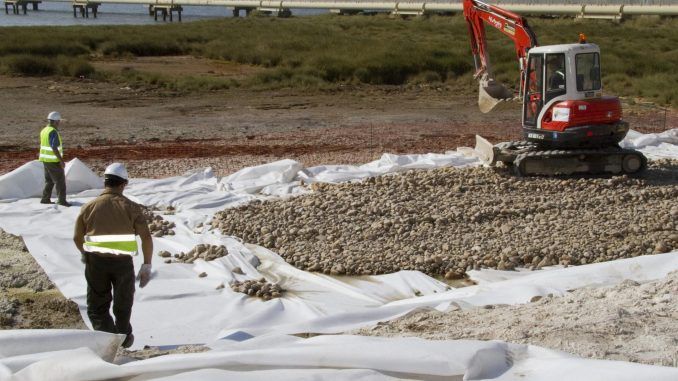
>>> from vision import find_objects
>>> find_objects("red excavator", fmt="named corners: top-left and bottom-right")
top-left (464, 0), bottom-right (646, 175)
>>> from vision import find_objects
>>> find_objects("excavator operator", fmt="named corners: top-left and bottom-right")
top-left (547, 55), bottom-right (566, 91)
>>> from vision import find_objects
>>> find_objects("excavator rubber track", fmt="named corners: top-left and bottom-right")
top-left (475, 136), bottom-right (647, 176)
top-left (504, 142), bottom-right (646, 176)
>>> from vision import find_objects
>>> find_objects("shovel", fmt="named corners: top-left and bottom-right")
top-left (478, 73), bottom-right (514, 113)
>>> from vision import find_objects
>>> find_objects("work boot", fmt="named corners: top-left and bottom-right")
top-left (57, 201), bottom-right (72, 207)
top-left (121, 333), bottom-right (134, 349)
top-left (40, 200), bottom-right (54, 204)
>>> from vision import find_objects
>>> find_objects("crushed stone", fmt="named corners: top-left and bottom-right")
top-left (213, 160), bottom-right (678, 277)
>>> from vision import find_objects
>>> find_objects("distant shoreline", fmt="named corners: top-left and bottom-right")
top-left (0, 4), bottom-right (326, 27)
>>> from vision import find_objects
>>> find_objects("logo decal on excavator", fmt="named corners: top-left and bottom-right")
top-left (528, 133), bottom-right (545, 140)
top-left (488, 16), bottom-right (503, 30)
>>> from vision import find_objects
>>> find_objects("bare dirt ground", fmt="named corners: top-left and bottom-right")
top-left (0, 230), bottom-right (85, 330)
top-left (1, 65), bottom-right (674, 178)
top-left (0, 62), bottom-right (676, 364)
top-left (0, 74), bottom-right (520, 177)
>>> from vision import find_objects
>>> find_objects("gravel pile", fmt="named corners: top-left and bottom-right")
top-left (230, 278), bottom-right (285, 300)
top-left (169, 244), bottom-right (228, 263)
top-left (142, 207), bottom-right (176, 237)
top-left (212, 160), bottom-right (678, 277)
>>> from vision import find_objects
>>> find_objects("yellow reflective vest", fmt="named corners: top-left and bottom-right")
top-left (39, 125), bottom-right (63, 163)
top-left (84, 234), bottom-right (139, 256)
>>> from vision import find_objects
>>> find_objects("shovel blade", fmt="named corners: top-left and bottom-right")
top-left (478, 75), bottom-right (513, 114)
top-left (474, 135), bottom-right (497, 165)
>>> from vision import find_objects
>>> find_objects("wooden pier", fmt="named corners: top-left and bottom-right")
top-left (72, 1), bottom-right (101, 17)
top-left (150, 3), bottom-right (182, 21)
top-left (231, 6), bottom-right (251, 17)
top-left (3, 1), bottom-right (678, 21)
top-left (4, 0), bottom-right (41, 14)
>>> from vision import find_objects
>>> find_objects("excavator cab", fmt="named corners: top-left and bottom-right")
top-left (523, 51), bottom-right (569, 127)
top-left (520, 42), bottom-right (629, 149)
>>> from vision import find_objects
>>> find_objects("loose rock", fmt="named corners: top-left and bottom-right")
top-left (142, 207), bottom-right (176, 238)
top-left (212, 161), bottom-right (678, 277)
top-left (172, 244), bottom-right (228, 263)
top-left (230, 279), bottom-right (285, 300)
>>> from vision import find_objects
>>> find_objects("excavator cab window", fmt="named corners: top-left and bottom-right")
top-left (545, 54), bottom-right (567, 103)
top-left (576, 52), bottom-right (601, 92)
top-left (523, 54), bottom-right (543, 126)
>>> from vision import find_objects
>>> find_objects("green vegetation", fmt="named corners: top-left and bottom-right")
top-left (0, 15), bottom-right (676, 106)
top-left (103, 68), bottom-right (237, 91)
top-left (4, 55), bottom-right (94, 77)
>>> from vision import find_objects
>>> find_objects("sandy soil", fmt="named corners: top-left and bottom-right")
top-left (357, 271), bottom-right (678, 367)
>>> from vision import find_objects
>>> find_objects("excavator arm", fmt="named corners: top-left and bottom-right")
top-left (463, 0), bottom-right (538, 112)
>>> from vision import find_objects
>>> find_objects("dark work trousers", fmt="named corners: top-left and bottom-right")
top-left (84, 253), bottom-right (135, 335)
top-left (41, 162), bottom-right (67, 204)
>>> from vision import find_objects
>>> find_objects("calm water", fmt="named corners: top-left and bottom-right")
top-left (0, 0), bottom-right (665, 27)
top-left (0, 3), bottom-right (326, 27)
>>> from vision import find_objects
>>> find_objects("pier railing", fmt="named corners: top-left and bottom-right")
top-left (5, 1), bottom-right (678, 19)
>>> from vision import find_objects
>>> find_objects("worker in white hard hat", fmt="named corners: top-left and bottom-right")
top-left (39, 111), bottom-right (70, 206)
top-left (73, 163), bottom-right (153, 348)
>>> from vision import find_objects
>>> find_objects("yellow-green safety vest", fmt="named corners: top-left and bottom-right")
top-left (38, 125), bottom-right (64, 163)
top-left (84, 234), bottom-right (139, 256)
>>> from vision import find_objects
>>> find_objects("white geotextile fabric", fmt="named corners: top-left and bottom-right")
top-left (1, 332), bottom-right (677, 381)
top-left (621, 128), bottom-right (678, 159)
top-left (0, 166), bottom-right (677, 349)
top-left (218, 158), bottom-right (303, 194)
top-left (298, 151), bottom-right (480, 184)
top-left (221, 249), bottom-right (678, 338)
top-left (0, 133), bottom-right (677, 377)
top-left (0, 330), bottom-right (123, 376)
top-left (0, 158), bottom-right (102, 201)
top-left (0, 151), bottom-right (479, 349)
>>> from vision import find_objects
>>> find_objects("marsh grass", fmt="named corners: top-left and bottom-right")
top-left (97, 68), bottom-right (237, 91)
top-left (4, 54), bottom-right (94, 77)
top-left (0, 15), bottom-right (676, 106)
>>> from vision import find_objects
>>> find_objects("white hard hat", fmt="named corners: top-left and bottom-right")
top-left (47, 111), bottom-right (61, 121)
top-left (104, 162), bottom-right (129, 181)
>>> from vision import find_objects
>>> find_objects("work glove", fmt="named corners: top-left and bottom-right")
top-left (137, 264), bottom-right (152, 288)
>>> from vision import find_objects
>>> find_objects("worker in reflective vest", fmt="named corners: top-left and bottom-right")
top-left (39, 111), bottom-right (70, 206)
top-left (73, 163), bottom-right (153, 348)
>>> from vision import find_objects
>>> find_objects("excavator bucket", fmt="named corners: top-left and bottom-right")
top-left (473, 134), bottom-right (497, 165)
top-left (478, 74), bottom-right (513, 113)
